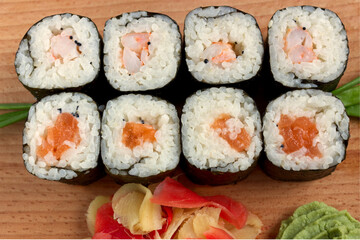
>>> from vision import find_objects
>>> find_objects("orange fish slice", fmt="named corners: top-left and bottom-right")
top-left (37, 112), bottom-right (81, 160)
top-left (211, 114), bottom-right (251, 152)
top-left (278, 114), bottom-right (322, 158)
top-left (122, 122), bottom-right (157, 150)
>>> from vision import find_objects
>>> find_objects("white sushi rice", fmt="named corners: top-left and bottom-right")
top-left (15, 13), bottom-right (101, 89)
top-left (104, 11), bottom-right (181, 91)
top-left (182, 87), bottom-right (262, 173)
top-left (101, 94), bottom-right (180, 178)
top-left (268, 6), bottom-right (348, 88)
top-left (23, 92), bottom-right (101, 180)
top-left (185, 6), bottom-right (264, 84)
top-left (263, 89), bottom-right (349, 171)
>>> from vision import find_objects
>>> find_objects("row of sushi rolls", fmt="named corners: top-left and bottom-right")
top-left (15, 5), bottom-right (359, 239)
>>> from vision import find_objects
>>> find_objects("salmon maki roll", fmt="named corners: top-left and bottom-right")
top-left (15, 13), bottom-right (102, 99)
top-left (262, 89), bottom-right (350, 181)
top-left (103, 11), bottom-right (181, 92)
top-left (101, 94), bottom-right (181, 184)
top-left (184, 6), bottom-right (264, 85)
top-left (22, 92), bottom-right (103, 184)
top-left (268, 6), bottom-right (349, 92)
top-left (181, 87), bottom-right (262, 185)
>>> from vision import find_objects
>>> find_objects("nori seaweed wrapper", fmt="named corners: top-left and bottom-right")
top-left (105, 167), bottom-right (177, 186)
top-left (260, 89), bottom-right (350, 181)
top-left (22, 92), bottom-right (104, 185)
top-left (100, 94), bottom-right (181, 186)
top-left (15, 13), bottom-right (104, 100)
top-left (266, 6), bottom-right (349, 100)
top-left (183, 6), bottom-right (265, 99)
top-left (260, 157), bottom-right (337, 181)
top-left (103, 11), bottom-right (182, 103)
top-left (23, 158), bottom-right (106, 185)
top-left (180, 87), bottom-right (263, 186)
top-left (181, 155), bottom-right (258, 185)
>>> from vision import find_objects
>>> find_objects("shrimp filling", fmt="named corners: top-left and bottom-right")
top-left (37, 112), bottom-right (81, 162)
top-left (201, 42), bottom-right (237, 67)
top-left (50, 28), bottom-right (81, 62)
top-left (284, 27), bottom-right (317, 64)
top-left (122, 122), bottom-right (157, 150)
top-left (211, 114), bottom-right (251, 152)
top-left (278, 114), bottom-right (322, 158)
top-left (120, 32), bottom-right (151, 74)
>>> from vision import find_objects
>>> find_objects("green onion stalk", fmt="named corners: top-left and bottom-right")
top-left (0, 103), bottom-right (32, 128)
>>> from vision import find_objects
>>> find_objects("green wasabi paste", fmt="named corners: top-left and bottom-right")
top-left (277, 201), bottom-right (360, 239)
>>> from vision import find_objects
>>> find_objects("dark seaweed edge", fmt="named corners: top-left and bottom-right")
top-left (260, 89), bottom-right (350, 181)
top-left (180, 86), bottom-right (263, 185)
top-left (267, 5), bottom-right (349, 93)
top-left (14, 13), bottom-right (104, 100)
top-left (22, 92), bottom-right (105, 185)
top-left (183, 6), bottom-right (265, 86)
top-left (104, 167), bottom-right (177, 186)
top-left (181, 155), bottom-right (258, 185)
top-left (100, 93), bottom-right (182, 185)
top-left (102, 11), bottom-right (182, 94)
top-left (260, 158), bottom-right (337, 181)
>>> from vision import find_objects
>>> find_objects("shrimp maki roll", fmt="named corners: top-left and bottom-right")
top-left (262, 89), bottom-right (350, 181)
top-left (184, 6), bottom-right (264, 85)
top-left (103, 11), bottom-right (181, 92)
top-left (268, 6), bottom-right (349, 92)
top-left (15, 13), bottom-right (102, 99)
top-left (181, 87), bottom-right (262, 185)
top-left (101, 94), bottom-right (181, 184)
top-left (23, 92), bottom-right (103, 185)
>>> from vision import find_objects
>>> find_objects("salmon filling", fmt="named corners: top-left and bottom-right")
top-left (37, 112), bottom-right (81, 160)
top-left (120, 32), bottom-right (151, 74)
top-left (50, 28), bottom-right (81, 62)
top-left (284, 27), bottom-right (317, 64)
top-left (211, 114), bottom-right (251, 152)
top-left (122, 122), bottom-right (157, 150)
top-left (278, 114), bottom-right (322, 158)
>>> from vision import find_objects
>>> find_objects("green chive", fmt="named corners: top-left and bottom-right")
top-left (0, 110), bottom-right (29, 122)
top-left (335, 85), bottom-right (360, 107)
top-left (0, 110), bottom-right (29, 128)
top-left (332, 77), bottom-right (360, 95)
top-left (0, 103), bottom-right (32, 110)
top-left (346, 104), bottom-right (360, 118)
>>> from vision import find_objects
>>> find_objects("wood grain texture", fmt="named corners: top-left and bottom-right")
top-left (0, 0), bottom-right (359, 238)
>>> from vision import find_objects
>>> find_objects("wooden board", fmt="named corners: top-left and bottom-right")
top-left (0, 0), bottom-right (359, 238)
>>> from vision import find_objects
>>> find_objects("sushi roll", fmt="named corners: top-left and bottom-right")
top-left (262, 89), bottom-right (350, 181)
top-left (101, 94), bottom-right (181, 184)
top-left (181, 87), bottom-right (262, 185)
top-left (15, 13), bottom-right (102, 99)
top-left (268, 6), bottom-right (349, 92)
top-left (23, 92), bottom-right (103, 185)
top-left (103, 11), bottom-right (181, 92)
top-left (184, 6), bottom-right (264, 85)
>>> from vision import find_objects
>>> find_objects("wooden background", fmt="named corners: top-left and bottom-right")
top-left (0, 0), bottom-right (359, 238)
